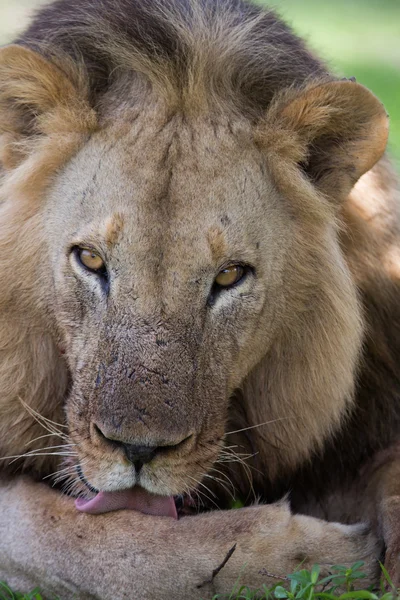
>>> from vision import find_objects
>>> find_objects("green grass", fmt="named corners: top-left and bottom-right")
top-left (0, 582), bottom-right (46, 600)
top-left (207, 562), bottom-right (398, 600)
top-left (1, 562), bottom-right (399, 600)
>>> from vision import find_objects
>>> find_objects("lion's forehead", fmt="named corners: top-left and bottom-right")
top-left (46, 109), bottom-right (285, 272)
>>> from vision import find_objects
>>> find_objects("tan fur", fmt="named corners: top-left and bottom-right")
top-left (0, 478), bottom-right (381, 599)
top-left (0, 2), bottom-right (399, 596)
top-left (0, 47), bottom-right (97, 474)
top-left (102, 213), bottom-right (125, 248)
top-left (256, 80), bottom-right (389, 204)
top-left (207, 227), bottom-right (227, 262)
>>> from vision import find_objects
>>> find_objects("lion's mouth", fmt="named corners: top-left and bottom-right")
top-left (74, 465), bottom-right (197, 518)
top-left (75, 487), bottom-right (178, 518)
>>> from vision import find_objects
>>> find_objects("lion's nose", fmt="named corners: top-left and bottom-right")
top-left (122, 443), bottom-right (157, 467)
top-left (91, 422), bottom-right (191, 472)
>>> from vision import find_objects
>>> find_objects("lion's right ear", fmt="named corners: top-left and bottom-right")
top-left (0, 45), bottom-right (96, 168)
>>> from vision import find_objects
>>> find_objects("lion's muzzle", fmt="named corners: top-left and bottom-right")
top-left (92, 421), bottom-right (193, 473)
top-left (65, 320), bottom-right (228, 499)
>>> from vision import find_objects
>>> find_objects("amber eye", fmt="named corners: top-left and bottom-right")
top-left (77, 249), bottom-right (106, 274)
top-left (215, 265), bottom-right (245, 288)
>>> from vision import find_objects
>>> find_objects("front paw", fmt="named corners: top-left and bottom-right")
top-left (384, 542), bottom-right (400, 588)
top-left (205, 502), bottom-right (382, 594)
top-left (381, 496), bottom-right (400, 587)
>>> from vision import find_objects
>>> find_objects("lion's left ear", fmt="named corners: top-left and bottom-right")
top-left (260, 80), bottom-right (389, 202)
top-left (0, 44), bottom-right (96, 168)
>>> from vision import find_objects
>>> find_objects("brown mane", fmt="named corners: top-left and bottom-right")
top-left (19, 0), bottom-right (326, 117)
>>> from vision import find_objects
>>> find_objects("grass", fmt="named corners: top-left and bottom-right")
top-left (207, 562), bottom-right (399, 600)
top-left (1, 562), bottom-right (399, 600)
top-left (0, 582), bottom-right (46, 600)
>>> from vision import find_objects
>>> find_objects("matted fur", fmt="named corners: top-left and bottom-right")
top-left (0, 0), bottom-right (399, 592)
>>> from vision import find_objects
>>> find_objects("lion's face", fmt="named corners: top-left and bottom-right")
top-left (43, 108), bottom-right (290, 496)
top-left (0, 44), bottom-right (388, 499)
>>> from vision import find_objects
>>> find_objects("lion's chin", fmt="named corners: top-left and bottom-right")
top-left (75, 486), bottom-right (178, 518)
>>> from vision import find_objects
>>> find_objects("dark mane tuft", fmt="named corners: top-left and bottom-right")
top-left (18, 0), bottom-right (328, 117)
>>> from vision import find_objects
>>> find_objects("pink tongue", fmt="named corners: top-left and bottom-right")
top-left (75, 488), bottom-right (177, 519)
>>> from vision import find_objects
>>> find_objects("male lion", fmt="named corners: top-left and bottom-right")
top-left (0, 0), bottom-right (399, 598)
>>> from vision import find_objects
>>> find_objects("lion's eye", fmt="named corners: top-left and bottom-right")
top-left (77, 249), bottom-right (106, 274)
top-left (214, 265), bottom-right (245, 288)
top-left (208, 263), bottom-right (252, 306)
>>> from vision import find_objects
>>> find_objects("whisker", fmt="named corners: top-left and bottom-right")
top-left (216, 445), bottom-right (258, 501)
top-left (208, 466), bottom-right (237, 490)
top-left (203, 473), bottom-right (236, 501)
top-left (23, 444), bottom-right (76, 455)
top-left (186, 475), bottom-right (220, 509)
top-left (218, 450), bottom-right (257, 460)
top-left (1, 451), bottom-right (78, 465)
top-left (18, 397), bottom-right (67, 429)
top-left (61, 477), bottom-right (84, 497)
top-left (218, 444), bottom-right (263, 477)
top-left (26, 432), bottom-right (69, 446)
top-left (224, 417), bottom-right (291, 436)
top-left (0, 452), bottom-right (77, 461)
top-left (43, 465), bottom-right (76, 481)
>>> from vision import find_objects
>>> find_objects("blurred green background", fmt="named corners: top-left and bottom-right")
top-left (0, 0), bottom-right (399, 165)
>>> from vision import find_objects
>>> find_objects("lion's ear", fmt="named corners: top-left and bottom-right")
top-left (263, 80), bottom-right (389, 202)
top-left (0, 44), bottom-right (96, 168)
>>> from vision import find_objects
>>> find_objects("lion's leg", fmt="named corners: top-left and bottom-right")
top-left (361, 446), bottom-right (400, 586)
top-left (380, 495), bottom-right (400, 586)
top-left (0, 478), bottom-right (381, 600)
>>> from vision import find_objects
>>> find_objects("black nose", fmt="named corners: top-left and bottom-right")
top-left (122, 443), bottom-right (157, 468)
top-left (92, 422), bottom-right (192, 472)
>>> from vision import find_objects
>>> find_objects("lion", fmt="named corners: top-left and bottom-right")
top-left (0, 0), bottom-right (399, 597)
